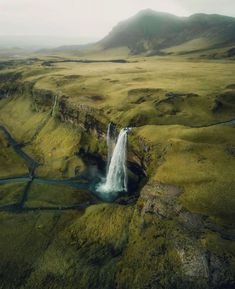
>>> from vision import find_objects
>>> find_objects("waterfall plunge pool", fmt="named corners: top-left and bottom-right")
top-left (81, 125), bottom-right (147, 202)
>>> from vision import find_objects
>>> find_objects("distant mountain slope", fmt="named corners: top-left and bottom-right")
top-left (100, 9), bottom-right (235, 54)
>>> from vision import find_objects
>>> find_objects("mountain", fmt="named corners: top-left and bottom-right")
top-left (100, 9), bottom-right (235, 55)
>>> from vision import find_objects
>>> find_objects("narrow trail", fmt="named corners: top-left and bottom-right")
top-left (0, 125), bottom-right (39, 170)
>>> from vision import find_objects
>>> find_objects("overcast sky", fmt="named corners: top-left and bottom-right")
top-left (0, 0), bottom-right (235, 39)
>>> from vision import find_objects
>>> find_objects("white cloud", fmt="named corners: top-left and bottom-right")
top-left (0, 0), bottom-right (234, 38)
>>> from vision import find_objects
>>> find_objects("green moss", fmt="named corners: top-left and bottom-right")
top-left (0, 131), bottom-right (28, 177)
top-left (0, 183), bottom-right (26, 206)
top-left (25, 183), bottom-right (96, 208)
top-left (0, 210), bottom-right (81, 289)
top-left (201, 232), bottom-right (235, 282)
top-left (134, 124), bottom-right (235, 225)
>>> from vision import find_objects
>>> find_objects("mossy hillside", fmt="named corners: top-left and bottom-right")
top-left (162, 37), bottom-right (213, 54)
top-left (24, 117), bottom-right (84, 179)
top-left (135, 124), bottom-right (235, 225)
top-left (200, 232), bottom-right (235, 286)
top-left (21, 204), bottom-right (133, 289)
top-left (115, 210), bottom-right (181, 289)
top-left (25, 183), bottom-right (96, 208)
top-left (0, 70), bottom-right (22, 97)
top-left (116, 211), bottom-right (213, 289)
top-left (0, 130), bottom-right (28, 177)
top-left (0, 183), bottom-right (26, 206)
top-left (0, 210), bottom-right (82, 289)
top-left (20, 203), bottom-right (213, 289)
top-left (0, 94), bottom-right (49, 143)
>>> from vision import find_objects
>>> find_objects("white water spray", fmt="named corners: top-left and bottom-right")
top-left (97, 128), bottom-right (129, 194)
top-left (106, 123), bottom-right (114, 172)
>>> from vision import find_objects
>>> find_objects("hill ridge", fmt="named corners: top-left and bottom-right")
top-left (100, 10), bottom-right (235, 55)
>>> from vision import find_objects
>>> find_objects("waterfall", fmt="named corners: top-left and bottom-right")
top-left (106, 123), bottom-right (112, 171)
top-left (97, 128), bottom-right (129, 195)
top-left (106, 122), bottom-right (117, 172)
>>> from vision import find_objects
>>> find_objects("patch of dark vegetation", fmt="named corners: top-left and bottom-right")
top-left (86, 95), bottom-right (105, 101)
top-left (218, 91), bottom-right (235, 105)
top-left (211, 91), bottom-right (235, 113)
top-left (226, 145), bottom-right (235, 157)
top-left (146, 50), bottom-right (171, 57)
top-left (128, 88), bottom-right (162, 96)
top-left (32, 88), bottom-right (55, 111)
top-left (128, 113), bottom-right (150, 127)
top-left (128, 88), bottom-right (162, 103)
top-left (226, 47), bottom-right (235, 58)
top-left (211, 99), bottom-right (223, 113)
top-left (42, 59), bottom-right (129, 66)
top-left (0, 58), bottom-right (39, 70)
top-left (0, 88), bottom-right (9, 99)
top-left (128, 88), bottom-right (163, 104)
top-left (0, 71), bottom-right (22, 82)
top-left (132, 77), bottom-right (145, 81)
top-left (155, 91), bottom-right (198, 105)
top-left (0, 71), bottom-right (23, 99)
top-left (165, 92), bottom-right (198, 98)
top-left (134, 96), bottom-right (147, 104)
top-left (226, 84), bottom-right (235, 89)
top-left (63, 75), bottom-right (82, 80)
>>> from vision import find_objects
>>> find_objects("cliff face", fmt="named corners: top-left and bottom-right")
top-left (58, 96), bottom-right (106, 136)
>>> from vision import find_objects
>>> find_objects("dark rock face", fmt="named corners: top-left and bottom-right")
top-left (212, 98), bottom-right (223, 113)
top-left (140, 182), bottom-right (182, 219)
top-left (58, 96), bottom-right (106, 137)
top-left (0, 88), bottom-right (9, 99)
top-left (227, 47), bottom-right (235, 57)
top-left (138, 181), bottom-right (235, 289)
top-left (32, 88), bottom-right (55, 111)
top-left (0, 71), bottom-right (23, 99)
top-left (211, 91), bottom-right (235, 113)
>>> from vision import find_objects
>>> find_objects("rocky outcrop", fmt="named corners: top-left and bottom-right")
top-left (137, 180), bottom-right (235, 288)
top-left (59, 96), bottom-right (107, 137)
top-left (32, 88), bottom-right (55, 112)
top-left (0, 71), bottom-right (24, 99)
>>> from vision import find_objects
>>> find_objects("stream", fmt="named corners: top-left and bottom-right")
top-left (0, 125), bottom-right (98, 212)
